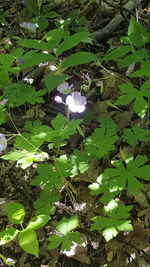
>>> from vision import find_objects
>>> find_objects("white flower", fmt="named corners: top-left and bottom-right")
top-left (0, 133), bottom-right (7, 151)
top-left (0, 99), bottom-right (8, 105)
top-left (57, 82), bottom-right (73, 94)
top-left (66, 92), bottom-right (87, 113)
top-left (19, 22), bottom-right (36, 32)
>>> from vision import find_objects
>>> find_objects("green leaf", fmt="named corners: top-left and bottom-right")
top-left (57, 32), bottom-right (90, 54)
top-left (104, 155), bottom-right (150, 194)
top-left (129, 61), bottom-right (150, 77)
top-left (128, 16), bottom-right (149, 46)
top-left (18, 229), bottom-right (39, 257)
top-left (62, 52), bottom-right (97, 68)
top-left (90, 200), bottom-right (133, 241)
top-left (115, 83), bottom-right (149, 118)
top-left (3, 83), bottom-right (46, 107)
top-left (44, 74), bottom-right (68, 92)
top-left (8, 202), bottom-right (25, 224)
top-left (33, 189), bottom-right (60, 216)
top-left (37, 15), bottom-right (48, 31)
top-left (123, 125), bottom-right (150, 145)
top-left (47, 235), bottom-right (62, 250)
top-left (89, 174), bottom-right (120, 204)
top-left (24, 0), bottom-right (39, 15)
top-left (0, 228), bottom-right (19, 245)
top-left (21, 53), bottom-right (55, 69)
top-left (26, 214), bottom-right (50, 230)
top-left (103, 45), bottom-right (132, 61)
top-left (85, 117), bottom-right (118, 158)
top-left (56, 216), bottom-right (79, 235)
top-left (0, 54), bottom-right (15, 68)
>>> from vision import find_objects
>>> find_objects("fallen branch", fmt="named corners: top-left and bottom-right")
top-left (92, 0), bottom-right (142, 42)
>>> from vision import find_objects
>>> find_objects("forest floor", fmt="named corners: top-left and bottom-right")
top-left (0, 0), bottom-right (150, 266)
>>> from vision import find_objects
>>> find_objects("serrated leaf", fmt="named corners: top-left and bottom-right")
top-left (0, 228), bottom-right (19, 245)
top-left (18, 229), bottom-right (39, 257)
top-left (62, 52), bottom-right (97, 68)
top-left (57, 32), bottom-right (90, 54)
top-left (8, 202), bottom-right (25, 224)
top-left (90, 201), bottom-right (133, 241)
top-left (33, 189), bottom-right (60, 216)
top-left (104, 155), bottom-right (150, 194)
top-left (85, 117), bottom-right (118, 158)
top-left (26, 214), bottom-right (50, 230)
top-left (123, 125), bottom-right (150, 145)
top-left (3, 83), bottom-right (46, 107)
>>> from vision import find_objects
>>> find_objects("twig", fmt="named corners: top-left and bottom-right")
top-left (92, 0), bottom-right (142, 42)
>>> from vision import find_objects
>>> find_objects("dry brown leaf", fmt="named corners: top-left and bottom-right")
top-left (128, 220), bottom-right (150, 250)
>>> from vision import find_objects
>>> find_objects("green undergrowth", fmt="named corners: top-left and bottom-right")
top-left (0, 2), bottom-right (150, 264)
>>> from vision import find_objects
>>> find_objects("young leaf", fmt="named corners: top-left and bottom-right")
top-left (62, 52), bottom-right (97, 68)
top-left (104, 155), bottom-right (150, 194)
top-left (8, 202), bottom-right (25, 224)
top-left (26, 214), bottom-right (50, 230)
top-left (18, 229), bottom-right (39, 257)
top-left (0, 228), bottom-right (19, 245)
top-left (56, 32), bottom-right (90, 54)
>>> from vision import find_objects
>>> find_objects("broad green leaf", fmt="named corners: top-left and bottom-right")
top-left (103, 45), bottom-right (132, 61)
top-left (26, 214), bottom-right (50, 230)
top-left (18, 229), bottom-right (39, 257)
top-left (0, 54), bottom-right (15, 68)
top-left (24, 0), bottom-right (39, 15)
top-left (56, 216), bottom-right (78, 235)
top-left (8, 202), bottom-right (25, 224)
top-left (43, 28), bottom-right (64, 49)
top-left (128, 16), bottom-right (149, 46)
top-left (47, 235), bottom-right (62, 250)
top-left (21, 53), bottom-right (55, 69)
top-left (37, 15), bottom-right (48, 31)
top-left (57, 32), bottom-right (90, 53)
top-left (44, 74), bottom-right (68, 92)
top-left (0, 228), bottom-right (19, 245)
top-left (62, 52), bottom-right (97, 68)
top-left (17, 39), bottom-right (52, 50)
